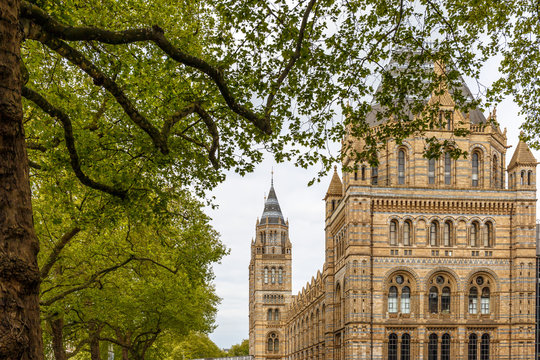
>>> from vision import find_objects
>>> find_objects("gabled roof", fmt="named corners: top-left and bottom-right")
top-left (508, 139), bottom-right (538, 169)
top-left (261, 182), bottom-right (285, 224)
top-left (326, 167), bottom-right (343, 198)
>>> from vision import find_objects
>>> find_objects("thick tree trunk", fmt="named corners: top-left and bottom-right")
top-left (0, 0), bottom-right (44, 359)
top-left (50, 318), bottom-right (67, 360)
top-left (89, 323), bottom-right (102, 360)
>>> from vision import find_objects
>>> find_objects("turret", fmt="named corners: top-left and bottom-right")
top-left (507, 137), bottom-right (538, 190)
top-left (325, 166), bottom-right (343, 219)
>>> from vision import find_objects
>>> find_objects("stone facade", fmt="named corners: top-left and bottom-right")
top-left (249, 72), bottom-right (537, 360)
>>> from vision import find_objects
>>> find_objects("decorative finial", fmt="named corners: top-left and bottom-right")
top-left (271, 167), bottom-right (274, 186)
top-left (334, 165), bottom-right (337, 172)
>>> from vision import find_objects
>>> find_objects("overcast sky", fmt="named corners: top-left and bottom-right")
top-left (206, 59), bottom-right (540, 348)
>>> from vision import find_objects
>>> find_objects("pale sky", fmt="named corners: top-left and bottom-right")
top-left (206, 60), bottom-right (540, 348)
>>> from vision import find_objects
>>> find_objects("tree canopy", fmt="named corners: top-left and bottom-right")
top-left (0, 0), bottom-right (538, 359)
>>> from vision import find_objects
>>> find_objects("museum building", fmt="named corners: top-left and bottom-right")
top-left (248, 63), bottom-right (537, 360)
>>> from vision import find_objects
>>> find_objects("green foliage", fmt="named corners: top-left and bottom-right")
top-left (227, 339), bottom-right (249, 357)
top-left (166, 332), bottom-right (226, 360)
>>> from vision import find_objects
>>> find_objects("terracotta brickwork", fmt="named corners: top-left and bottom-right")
top-left (249, 78), bottom-right (537, 360)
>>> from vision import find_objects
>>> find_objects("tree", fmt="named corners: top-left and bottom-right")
top-left (1, 0), bottom-right (538, 358)
top-left (227, 340), bottom-right (249, 357)
top-left (167, 332), bottom-right (226, 360)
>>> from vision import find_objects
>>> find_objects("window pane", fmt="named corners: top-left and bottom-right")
top-left (274, 338), bottom-right (279, 352)
top-left (401, 334), bottom-right (410, 360)
top-left (472, 153), bottom-right (479, 187)
top-left (480, 334), bottom-right (490, 360)
top-left (430, 223), bottom-right (438, 246)
top-left (428, 159), bottom-right (435, 184)
top-left (429, 287), bottom-right (439, 313)
top-left (398, 150), bottom-right (405, 184)
top-left (481, 288), bottom-right (490, 314)
top-left (401, 286), bottom-right (410, 314)
top-left (444, 222), bottom-right (451, 246)
top-left (268, 338), bottom-right (273, 352)
top-left (404, 222), bottom-right (411, 246)
top-left (485, 223), bottom-right (492, 247)
top-left (428, 334), bottom-right (438, 360)
top-left (390, 221), bottom-right (397, 246)
top-left (441, 287), bottom-right (451, 313)
top-left (445, 152), bottom-right (451, 184)
top-left (471, 223), bottom-right (477, 247)
top-left (388, 286), bottom-right (398, 313)
top-left (441, 333), bottom-right (451, 360)
top-left (468, 334), bottom-right (478, 360)
top-left (388, 334), bottom-right (398, 360)
top-left (372, 167), bottom-right (378, 185)
top-left (469, 287), bottom-right (478, 314)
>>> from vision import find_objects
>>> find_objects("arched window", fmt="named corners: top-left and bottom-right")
top-left (441, 287), bottom-right (451, 313)
top-left (428, 333), bottom-right (438, 360)
top-left (443, 221), bottom-right (452, 247)
top-left (484, 222), bottom-right (493, 247)
top-left (388, 333), bottom-right (398, 360)
top-left (388, 286), bottom-right (398, 313)
top-left (493, 155), bottom-right (499, 187)
top-left (441, 333), bottom-right (451, 360)
top-left (361, 166), bottom-right (366, 180)
top-left (444, 152), bottom-right (452, 185)
top-left (468, 287), bottom-right (478, 314)
top-left (470, 221), bottom-right (479, 247)
top-left (472, 152), bottom-right (479, 187)
top-left (468, 334), bottom-right (478, 360)
top-left (267, 309), bottom-right (273, 321)
top-left (401, 286), bottom-right (410, 314)
top-left (521, 170), bottom-right (525, 185)
top-left (430, 222), bottom-right (439, 246)
top-left (403, 220), bottom-right (411, 246)
top-left (278, 267), bottom-right (283, 284)
top-left (398, 149), bottom-right (406, 185)
top-left (428, 158), bottom-right (436, 184)
top-left (335, 284), bottom-right (342, 324)
top-left (271, 267), bottom-right (276, 284)
top-left (401, 333), bottom-right (410, 360)
top-left (264, 267), bottom-right (269, 284)
top-left (371, 167), bottom-right (378, 185)
top-left (429, 286), bottom-right (439, 313)
top-left (274, 309), bottom-right (280, 321)
top-left (354, 171), bottom-right (358, 180)
top-left (390, 220), bottom-right (398, 246)
top-left (528, 170), bottom-right (533, 185)
top-left (274, 338), bottom-right (279, 352)
top-left (481, 288), bottom-right (490, 314)
top-left (268, 337), bottom-right (273, 352)
top-left (480, 333), bottom-right (490, 360)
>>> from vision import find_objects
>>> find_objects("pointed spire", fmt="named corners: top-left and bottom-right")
top-left (326, 166), bottom-right (343, 198)
top-left (508, 137), bottom-right (538, 170)
top-left (261, 176), bottom-right (285, 224)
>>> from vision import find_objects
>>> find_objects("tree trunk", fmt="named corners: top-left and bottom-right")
top-left (50, 318), bottom-right (67, 360)
top-left (0, 0), bottom-right (44, 359)
top-left (89, 322), bottom-right (102, 360)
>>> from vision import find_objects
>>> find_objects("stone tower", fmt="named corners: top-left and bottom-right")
top-left (249, 179), bottom-right (292, 360)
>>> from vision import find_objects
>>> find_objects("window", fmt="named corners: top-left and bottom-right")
top-left (469, 286), bottom-right (478, 314)
top-left (528, 170), bottom-right (533, 185)
top-left (267, 309), bottom-right (273, 321)
top-left (278, 267), bottom-right (283, 284)
top-left (371, 167), bottom-right (378, 185)
top-left (481, 288), bottom-right (490, 314)
top-left (493, 155), bottom-right (499, 188)
top-left (470, 222), bottom-right (479, 247)
top-left (267, 332), bottom-right (279, 352)
top-left (429, 287), bottom-right (439, 313)
top-left (398, 149), bottom-right (406, 185)
top-left (388, 286), bottom-right (398, 313)
top-left (274, 309), bottom-right (280, 321)
top-left (472, 152), bottom-right (479, 187)
top-left (428, 158), bottom-right (436, 184)
top-left (441, 287), bottom-right (451, 313)
top-left (484, 222), bottom-right (493, 247)
top-left (428, 333), bottom-right (438, 360)
top-left (271, 267), bottom-right (276, 284)
top-left (441, 333), bottom-right (451, 360)
top-left (444, 152), bottom-right (452, 185)
top-left (430, 222), bottom-right (439, 246)
top-left (480, 333), bottom-right (490, 360)
top-left (521, 170), bottom-right (525, 185)
top-left (264, 267), bottom-right (269, 284)
top-left (468, 334), bottom-right (478, 360)
top-left (403, 221), bottom-right (411, 246)
top-left (401, 286), bottom-right (410, 314)
top-left (390, 220), bottom-right (398, 246)
top-left (443, 221), bottom-right (452, 247)
top-left (401, 333), bottom-right (410, 360)
top-left (361, 166), bottom-right (366, 180)
top-left (446, 112), bottom-right (453, 130)
top-left (354, 171), bottom-right (358, 180)
top-left (388, 333), bottom-right (398, 360)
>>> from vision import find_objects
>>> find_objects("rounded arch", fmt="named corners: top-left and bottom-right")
top-left (464, 268), bottom-right (499, 292)
top-left (465, 216), bottom-right (483, 226)
top-left (469, 143), bottom-right (487, 154)
top-left (383, 267), bottom-right (421, 292)
top-left (441, 216), bottom-right (457, 225)
top-left (393, 140), bottom-right (413, 154)
top-left (481, 217), bottom-right (497, 226)
top-left (424, 267), bottom-right (462, 292)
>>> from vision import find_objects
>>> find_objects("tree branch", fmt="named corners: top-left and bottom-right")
top-left (22, 86), bottom-right (128, 199)
top-left (193, 104), bottom-right (220, 169)
top-left (40, 256), bottom-right (135, 307)
top-left (40, 227), bottom-right (81, 280)
top-left (21, 1), bottom-right (272, 134)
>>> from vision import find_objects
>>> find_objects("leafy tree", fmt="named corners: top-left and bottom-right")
top-left (0, 0), bottom-right (538, 359)
top-left (167, 332), bottom-right (226, 360)
top-left (227, 340), bottom-right (249, 357)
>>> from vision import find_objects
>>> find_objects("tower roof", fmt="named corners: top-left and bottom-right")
top-left (326, 167), bottom-right (343, 198)
top-left (508, 138), bottom-right (538, 169)
top-left (261, 182), bottom-right (285, 225)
